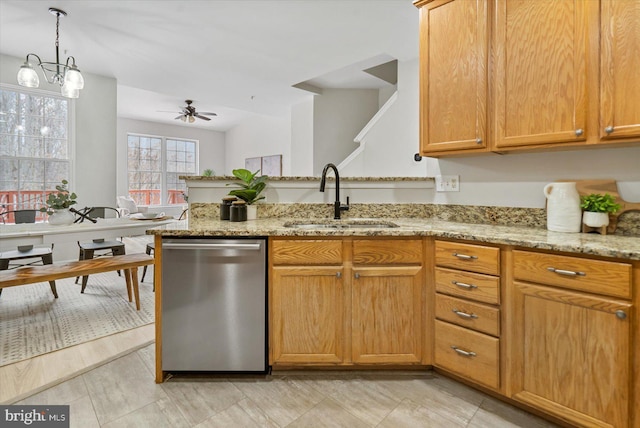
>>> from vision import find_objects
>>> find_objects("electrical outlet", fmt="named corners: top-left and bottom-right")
top-left (435, 175), bottom-right (460, 192)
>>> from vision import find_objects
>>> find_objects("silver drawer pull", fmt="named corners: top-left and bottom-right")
top-left (452, 253), bottom-right (477, 260)
top-left (452, 280), bottom-right (478, 289)
top-left (547, 267), bottom-right (586, 277)
top-left (336, 272), bottom-right (342, 279)
top-left (451, 346), bottom-right (476, 357)
top-left (452, 309), bottom-right (478, 319)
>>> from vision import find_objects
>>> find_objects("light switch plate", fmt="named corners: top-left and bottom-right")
top-left (435, 175), bottom-right (460, 192)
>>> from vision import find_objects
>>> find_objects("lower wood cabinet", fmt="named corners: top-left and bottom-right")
top-left (510, 250), bottom-right (635, 428)
top-left (352, 266), bottom-right (423, 364)
top-left (271, 266), bottom-right (345, 364)
top-left (270, 237), bottom-right (425, 367)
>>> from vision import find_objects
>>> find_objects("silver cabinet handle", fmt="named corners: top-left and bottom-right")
top-left (547, 267), bottom-right (586, 277)
top-left (616, 310), bottom-right (627, 320)
top-left (452, 253), bottom-right (477, 260)
top-left (354, 273), bottom-right (360, 279)
top-left (452, 280), bottom-right (478, 289)
top-left (336, 272), bottom-right (341, 279)
top-left (162, 243), bottom-right (262, 251)
top-left (476, 138), bottom-right (482, 144)
top-left (605, 126), bottom-right (614, 134)
top-left (452, 309), bottom-right (478, 319)
top-left (575, 128), bottom-right (584, 136)
top-left (451, 346), bottom-right (476, 357)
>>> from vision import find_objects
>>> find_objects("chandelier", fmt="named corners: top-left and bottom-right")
top-left (16, 8), bottom-right (84, 99)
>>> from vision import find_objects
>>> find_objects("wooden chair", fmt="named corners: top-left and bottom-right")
top-left (0, 245), bottom-right (58, 298)
top-left (75, 207), bottom-right (126, 292)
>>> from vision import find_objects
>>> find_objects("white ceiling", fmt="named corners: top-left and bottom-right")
top-left (0, 0), bottom-right (419, 131)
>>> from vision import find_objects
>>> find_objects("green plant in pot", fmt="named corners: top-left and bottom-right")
top-left (580, 193), bottom-right (621, 228)
top-left (202, 168), bottom-right (215, 177)
top-left (227, 168), bottom-right (268, 219)
top-left (40, 179), bottom-right (78, 225)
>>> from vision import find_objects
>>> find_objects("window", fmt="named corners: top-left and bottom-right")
top-left (127, 134), bottom-right (196, 206)
top-left (0, 85), bottom-right (72, 222)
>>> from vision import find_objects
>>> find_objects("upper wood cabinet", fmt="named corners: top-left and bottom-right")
top-left (415, 0), bottom-right (640, 156)
top-left (494, 0), bottom-right (590, 149)
top-left (417, 0), bottom-right (489, 155)
top-left (599, 0), bottom-right (640, 141)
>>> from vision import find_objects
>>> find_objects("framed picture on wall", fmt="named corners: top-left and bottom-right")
top-left (244, 157), bottom-right (261, 173)
top-left (261, 154), bottom-right (282, 176)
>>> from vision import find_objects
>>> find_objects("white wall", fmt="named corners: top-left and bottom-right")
top-left (340, 58), bottom-right (426, 177)
top-left (0, 53), bottom-right (117, 208)
top-left (224, 113), bottom-right (292, 175)
top-left (313, 88), bottom-right (379, 174)
top-left (290, 99), bottom-right (314, 176)
top-left (116, 117), bottom-right (225, 196)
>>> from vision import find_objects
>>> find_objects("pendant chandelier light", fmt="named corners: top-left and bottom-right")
top-left (16, 8), bottom-right (84, 99)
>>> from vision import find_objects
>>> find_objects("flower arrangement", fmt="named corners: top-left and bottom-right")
top-left (580, 193), bottom-right (621, 213)
top-left (227, 168), bottom-right (268, 205)
top-left (39, 179), bottom-right (78, 215)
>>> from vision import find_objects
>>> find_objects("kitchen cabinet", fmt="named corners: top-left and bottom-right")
top-left (416, 0), bottom-right (489, 155)
top-left (433, 240), bottom-right (502, 390)
top-left (270, 237), bottom-right (426, 366)
top-left (415, 0), bottom-right (640, 156)
top-left (510, 250), bottom-right (634, 428)
top-left (351, 239), bottom-right (424, 364)
top-left (599, 0), bottom-right (640, 142)
top-left (270, 239), bottom-right (345, 365)
top-left (494, 0), bottom-right (591, 149)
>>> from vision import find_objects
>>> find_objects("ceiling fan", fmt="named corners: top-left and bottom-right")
top-left (170, 100), bottom-right (217, 123)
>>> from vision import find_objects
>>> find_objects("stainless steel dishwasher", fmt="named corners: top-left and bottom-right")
top-left (161, 237), bottom-right (267, 373)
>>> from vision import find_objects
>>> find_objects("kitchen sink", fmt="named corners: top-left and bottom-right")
top-left (283, 220), bottom-right (399, 229)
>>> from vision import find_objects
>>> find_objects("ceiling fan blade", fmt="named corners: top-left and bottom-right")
top-left (194, 113), bottom-right (211, 121)
top-left (198, 112), bottom-right (218, 116)
top-left (174, 115), bottom-right (184, 120)
top-left (157, 110), bottom-right (180, 113)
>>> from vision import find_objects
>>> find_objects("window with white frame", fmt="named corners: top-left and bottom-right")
top-left (127, 133), bottom-right (196, 206)
top-left (0, 85), bottom-right (72, 222)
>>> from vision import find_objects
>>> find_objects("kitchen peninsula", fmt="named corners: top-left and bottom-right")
top-left (148, 201), bottom-right (640, 428)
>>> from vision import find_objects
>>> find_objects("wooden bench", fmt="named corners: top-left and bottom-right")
top-left (0, 254), bottom-right (154, 310)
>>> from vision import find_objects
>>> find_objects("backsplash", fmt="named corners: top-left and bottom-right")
top-left (189, 202), bottom-right (640, 236)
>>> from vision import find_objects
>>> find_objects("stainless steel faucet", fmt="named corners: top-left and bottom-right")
top-left (319, 163), bottom-right (350, 219)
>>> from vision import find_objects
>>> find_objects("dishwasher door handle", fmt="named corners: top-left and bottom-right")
top-left (162, 243), bottom-right (262, 251)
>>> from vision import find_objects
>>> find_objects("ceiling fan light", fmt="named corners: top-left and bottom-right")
top-left (61, 83), bottom-right (79, 99)
top-left (180, 115), bottom-right (187, 122)
top-left (17, 62), bottom-right (39, 88)
top-left (188, 116), bottom-right (195, 123)
top-left (64, 66), bottom-right (84, 90)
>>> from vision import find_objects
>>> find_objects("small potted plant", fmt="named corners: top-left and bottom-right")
top-left (227, 168), bottom-right (268, 219)
top-left (580, 193), bottom-right (621, 228)
top-left (202, 168), bottom-right (215, 177)
top-left (40, 179), bottom-right (78, 225)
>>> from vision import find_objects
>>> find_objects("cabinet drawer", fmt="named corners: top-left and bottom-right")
top-left (272, 240), bottom-right (342, 265)
top-left (435, 240), bottom-right (500, 275)
top-left (435, 320), bottom-right (499, 390)
top-left (435, 293), bottom-right (500, 337)
top-left (435, 267), bottom-right (500, 304)
top-left (353, 239), bottom-right (423, 265)
top-left (513, 250), bottom-right (632, 299)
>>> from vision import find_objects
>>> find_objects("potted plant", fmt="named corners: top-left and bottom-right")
top-left (227, 168), bottom-right (268, 220)
top-left (202, 168), bottom-right (215, 177)
top-left (40, 179), bottom-right (78, 225)
top-left (580, 193), bottom-right (621, 228)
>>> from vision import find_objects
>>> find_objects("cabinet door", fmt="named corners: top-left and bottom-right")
top-left (494, 0), bottom-right (590, 149)
top-left (511, 282), bottom-right (631, 427)
top-left (352, 266), bottom-right (423, 364)
top-left (271, 267), bottom-right (344, 364)
top-left (600, 0), bottom-right (640, 141)
top-left (418, 0), bottom-right (488, 154)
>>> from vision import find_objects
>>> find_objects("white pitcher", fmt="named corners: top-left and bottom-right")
top-left (543, 182), bottom-right (582, 233)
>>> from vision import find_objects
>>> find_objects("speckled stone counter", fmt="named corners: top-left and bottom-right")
top-left (148, 217), bottom-right (640, 261)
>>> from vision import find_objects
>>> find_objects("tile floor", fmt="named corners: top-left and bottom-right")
top-left (17, 343), bottom-right (559, 428)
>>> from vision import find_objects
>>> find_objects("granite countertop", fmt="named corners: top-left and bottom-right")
top-left (147, 217), bottom-right (640, 261)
